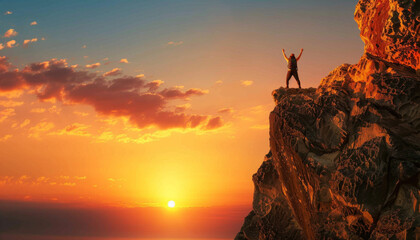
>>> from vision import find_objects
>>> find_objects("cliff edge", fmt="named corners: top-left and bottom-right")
top-left (236, 0), bottom-right (420, 239)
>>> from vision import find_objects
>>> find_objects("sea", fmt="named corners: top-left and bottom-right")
top-left (0, 235), bottom-right (231, 240)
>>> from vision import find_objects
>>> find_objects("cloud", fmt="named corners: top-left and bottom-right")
top-left (204, 116), bottom-right (223, 130)
top-left (0, 89), bottom-right (23, 98)
top-left (0, 108), bottom-right (15, 122)
top-left (6, 40), bottom-right (17, 48)
top-left (0, 57), bottom-right (223, 131)
top-left (51, 123), bottom-right (91, 137)
top-left (215, 80), bottom-right (223, 85)
top-left (30, 21), bottom-right (37, 26)
top-left (0, 100), bottom-right (23, 107)
top-left (167, 41), bottom-right (183, 46)
top-left (4, 11), bottom-right (12, 15)
top-left (0, 134), bottom-right (12, 142)
top-left (218, 108), bottom-right (233, 114)
top-left (30, 108), bottom-right (46, 113)
top-left (0, 44), bottom-right (4, 51)
top-left (28, 122), bottom-right (55, 138)
top-left (85, 63), bottom-right (100, 69)
top-left (159, 87), bottom-right (208, 99)
top-left (19, 119), bottom-right (31, 128)
top-left (0, 175), bottom-right (86, 187)
top-left (241, 80), bottom-right (253, 86)
top-left (81, 45), bottom-right (87, 49)
top-left (144, 79), bottom-right (163, 91)
top-left (103, 68), bottom-right (122, 77)
top-left (120, 58), bottom-right (128, 63)
top-left (23, 38), bottom-right (38, 47)
top-left (96, 131), bottom-right (114, 142)
top-left (4, 29), bottom-right (17, 38)
top-left (175, 103), bottom-right (191, 113)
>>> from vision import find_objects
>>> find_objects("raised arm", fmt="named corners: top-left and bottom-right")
top-left (282, 49), bottom-right (288, 61)
top-left (296, 48), bottom-right (304, 61)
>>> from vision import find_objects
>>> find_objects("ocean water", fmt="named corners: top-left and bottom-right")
top-left (0, 235), bottom-right (231, 240)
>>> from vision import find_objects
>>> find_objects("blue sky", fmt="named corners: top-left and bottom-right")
top-left (1, 0), bottom-right (362, 89)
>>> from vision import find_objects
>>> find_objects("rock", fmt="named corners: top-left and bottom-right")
top-left (354, 0), bottom-right (420, 71)
top-left (236, 0), bottom-right (420, 239)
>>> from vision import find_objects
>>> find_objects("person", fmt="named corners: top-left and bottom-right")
top-left (282, 48), bottom-right (303, 89)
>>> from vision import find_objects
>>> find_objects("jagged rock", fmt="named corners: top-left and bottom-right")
top-left (236, 0), bottom-right (420, 239)
top-left (354, 0), bottom-right (420, 71)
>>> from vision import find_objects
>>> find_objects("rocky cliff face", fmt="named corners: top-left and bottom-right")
top-left (236, 1), bottom-right (420, 239)
top-left (355, 0), bottom-right (420, 71)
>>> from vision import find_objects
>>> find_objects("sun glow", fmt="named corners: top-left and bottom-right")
top-left (167, 200), bottom-right (175, 208)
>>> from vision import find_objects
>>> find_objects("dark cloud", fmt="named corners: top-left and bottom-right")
top-left (0, 57), bottom-right (223, 130)
top-left (205, 116), bottom-right (223, 130)
top-left (159, 87), bottom-right (208, 99)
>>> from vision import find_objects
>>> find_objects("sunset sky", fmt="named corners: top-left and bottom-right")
top-left (0, 0), bottom-right (363, 238)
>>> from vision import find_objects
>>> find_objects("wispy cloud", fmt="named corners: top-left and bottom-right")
top-left (19, 119), bottom-right (31, 128)
top-left (4, 29), bottom-right (17, 38)
top-left (175, 103), bottom-right (191, 112)
top-left (51, 123), bottom-right (91, 137)
top-left (0, 108), bottom-right (15, 122)
top-left (30, 106), bottom-right (60, 114)
top-left (4, 11), bottom-right (12, 15)
top-left (103, 68), bottom-right (122, 77)
top-left (167, 41), bottom-right (183, 46)
top-left (0, 100), bottom-right (24, 107)
top-left (30, 108), bottom-right (46, 113)
top-left (85, 62), bottom-right (101, 69)
top-left (120, 58), bottom-right (128, 63)
top-left (30, 21), bottom-right (37, 26)
top-left (81, 45), bottom-right (87, 49)
top-left (218, 108), bottom-right (233, 114)
top-left (0, 134), bottom-right (12, 142)
top-left (241, 80), bottom-right (253, 86)
top-left (0, 175), bottom-right (87, 187)
top-left (23, 38), bottom-right (38, 47)
top-left (28, 122), bottom-right (55, 139)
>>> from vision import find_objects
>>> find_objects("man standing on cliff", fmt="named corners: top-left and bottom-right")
top-left (282, 49), bottom-right (303, 89)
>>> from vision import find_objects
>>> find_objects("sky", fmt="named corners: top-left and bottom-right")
top-left (0, 0), bottom-right (363, 238)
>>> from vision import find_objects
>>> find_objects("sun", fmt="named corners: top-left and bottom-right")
top-left (167, 200), bottom-right (175, 208)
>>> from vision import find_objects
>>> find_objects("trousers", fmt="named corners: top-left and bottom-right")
top-left (286, 69), bottom-right (301, 88)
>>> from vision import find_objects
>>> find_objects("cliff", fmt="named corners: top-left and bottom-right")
top-left (236, 1), bottom-right (420, 239)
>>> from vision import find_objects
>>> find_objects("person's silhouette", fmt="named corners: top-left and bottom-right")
top-left (282, 49), bottom-right (303, 89)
